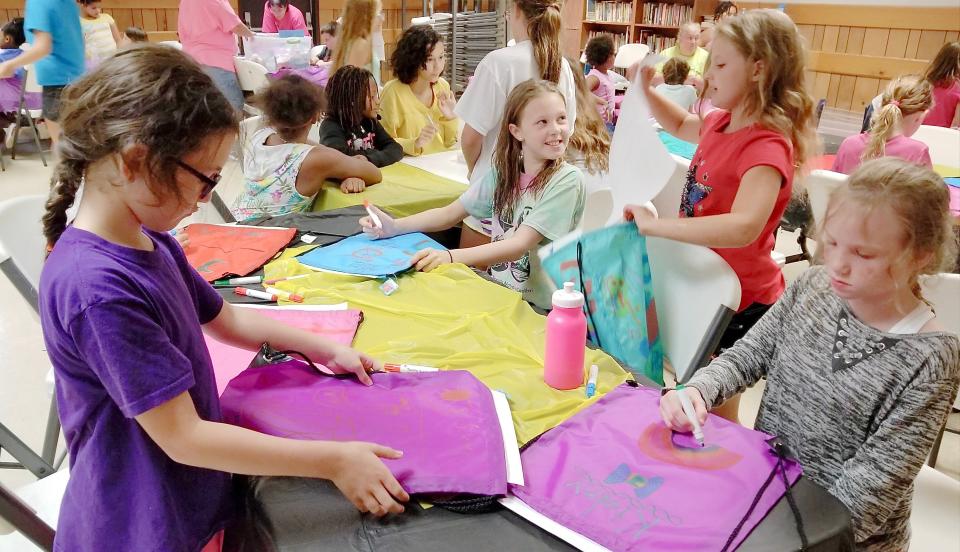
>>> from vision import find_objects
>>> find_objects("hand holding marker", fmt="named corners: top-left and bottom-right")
top-left (676, 384), bottom-right (705, 447)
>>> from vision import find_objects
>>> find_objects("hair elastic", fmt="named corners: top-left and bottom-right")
top-left (889, 100), bottom-right (901, 108)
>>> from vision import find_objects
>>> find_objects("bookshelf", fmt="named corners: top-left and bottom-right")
top-left (581, 0), bottom-right (718, 54)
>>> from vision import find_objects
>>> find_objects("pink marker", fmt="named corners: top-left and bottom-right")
top-left (234, 287), bottom-right (277, 301)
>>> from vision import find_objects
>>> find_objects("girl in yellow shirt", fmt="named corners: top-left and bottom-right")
top-left (379, 25), bottom-right (459, 156)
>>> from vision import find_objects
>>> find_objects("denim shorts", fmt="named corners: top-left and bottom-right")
top-left (202, 65), bottom-right (244, 114)
top-left (41, 85), bottom-right (67, 122)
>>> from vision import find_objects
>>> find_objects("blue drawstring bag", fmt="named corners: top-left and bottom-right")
top-left (539, 223), bottom-right (664, 385)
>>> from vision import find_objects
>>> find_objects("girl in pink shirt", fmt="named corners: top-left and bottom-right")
top-left (923, 41), bottom-right (960, 128)
top-left (833, 75), bottom-right (933, 175)
top-left (584, 34), bottom-right (616, 125)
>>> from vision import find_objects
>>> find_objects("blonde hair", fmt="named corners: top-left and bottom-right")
top-left (333, 0), bottom-right (379, 73)
top-left (820, 158), bottom-right (957, 301)
top-left (566, 60), bottom-right (610, 174)
top-left (925, 41), bottom-right (960, 88)
top-left (863, 75), bottom-right (932, 161)
top-left (711, 9), bottom-right (816, 167)
top-left (513, 0), bottom-right (563, 83)
top-left (492, 79), bottom-right (567, 221)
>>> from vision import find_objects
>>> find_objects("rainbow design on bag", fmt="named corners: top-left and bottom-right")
top-left (637, 423), bottom-right (743, 470)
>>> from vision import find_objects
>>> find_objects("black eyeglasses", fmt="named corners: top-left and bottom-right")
top-left (175, 159), bottom-right (222, 200)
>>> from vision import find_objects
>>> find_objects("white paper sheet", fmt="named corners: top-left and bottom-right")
top-left (400, 150), bottom-right (470, 186)
top-left (499, 496), bottom-right (611, 552)
top-left (605, 72), bottom-right (676, 225)
top-left (491, 390), bottom-right (524, 486)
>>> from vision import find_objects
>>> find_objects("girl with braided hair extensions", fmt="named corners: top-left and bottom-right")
top-left (319, 65), bottom-right (403, 167)
top-left (39, 45), bottom-right (408, 552)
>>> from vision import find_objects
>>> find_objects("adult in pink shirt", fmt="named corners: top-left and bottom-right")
top-left (922, 42), bottom-right (960, 128)
top-left (178, 0), bottom-right (253, 112)
top-left (833, 75), bottom-right (933, 175)
top-left (262, 0), bottom-right (310, 35)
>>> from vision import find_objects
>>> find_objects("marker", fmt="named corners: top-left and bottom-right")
top-left (214, 276), bottom-right (262, 287)
top-left (263, 273), bottom-right (311, 285)
top-left (265, 286), bottom-right (305, 303)
top-left (676, 384), bottom-right (705, 447)
top-left (234, 287), bottom-right (277, 301)
top-left (363, 199), bottom-right (382, 229)
top-left (383, 363), bottom-right (438, 373)
top-left (585, 364), bottom-right (599, 398)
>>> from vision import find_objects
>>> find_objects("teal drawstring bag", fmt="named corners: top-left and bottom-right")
top-left (539, 223), bottom-right (664, 385)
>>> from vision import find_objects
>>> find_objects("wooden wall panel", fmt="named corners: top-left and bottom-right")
top-left (916, 30), bottom-right (948, 60)
top-left (845, 27), bottom-right (865, 54)
top-left (822, 25), bottom-right (840, 53)
top-left (884, 29), bottom-right (909, 59)
top-left (860, 28), bottom-right (887, 57)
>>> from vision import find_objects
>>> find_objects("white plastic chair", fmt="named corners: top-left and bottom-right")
top-left (647, 237), bottom-right (741, 383)
top-left (238, 115), bottom-right (263, 168)
top-left (0, 467), bottom-right (68, 550)
top-left (9, 65), bottom-right (48, 167)
top-left (922, 273), bottom-right (960, 467)
top-left (579, 188), bottom-right (614, 232)
top-left (649, 153), bottom-right (693, 220)
top-left (803, 169), bottom-right (847, 234)
top-left (614, 43), bottom-right (650, 70)
top-left (158, 40), bottom-right (183, 50)
top-left (912, 125), bottom-right (960, 168)
top-left (910, 465), bottom-right (960, 551)
top-left (234, 57), bottom-right (270, 115)
top-left (0, 195), bottom-right (61, 480)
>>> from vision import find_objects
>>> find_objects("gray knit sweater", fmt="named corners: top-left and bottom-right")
top-left (688, 266), bottom-right (960, 552)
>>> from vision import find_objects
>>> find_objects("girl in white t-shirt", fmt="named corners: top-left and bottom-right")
top-left (454, 0), bottom-right (577, 246)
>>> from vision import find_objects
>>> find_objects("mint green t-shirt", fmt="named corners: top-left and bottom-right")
top-left (459, 163), bottom-right (585, 309)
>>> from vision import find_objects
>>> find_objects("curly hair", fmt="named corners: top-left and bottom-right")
top-left (566, 60), bottom-right (610, 174)
top-left (325, 65), bottom-right (376, 132)
top-left (255, 75), bottom-right (325, 141)
top-left (42, 45), bottom-right (237, 248)
top-left (662, 58), bottom-right (690, 85)
top-left (714, 1), bottom-right (738, 21)
top-left (390, 25), bottom-right (442, 85)
top-left (584, 34), bottom-right (615, 68)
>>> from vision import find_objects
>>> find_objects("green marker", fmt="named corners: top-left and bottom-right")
top-left (213, 276), bottom-right (262, 287)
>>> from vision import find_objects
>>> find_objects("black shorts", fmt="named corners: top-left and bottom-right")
top-left (714, 302), bottom-right (773, 355)
top-left (41, 85), bottom-right (67, 122)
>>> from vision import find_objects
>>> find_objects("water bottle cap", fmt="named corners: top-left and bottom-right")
top-left (552, 281), bottom-right (584, 309)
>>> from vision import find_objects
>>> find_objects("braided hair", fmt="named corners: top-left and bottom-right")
top-left (324, 65), bottom-right (376, 134)
top-left (42, 45), bottom-right (237, 249)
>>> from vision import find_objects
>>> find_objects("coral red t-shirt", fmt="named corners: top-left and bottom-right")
top-left (924, 79), bottom-right (960, 128)
top-left (681, 110), bottom-right (794, 311)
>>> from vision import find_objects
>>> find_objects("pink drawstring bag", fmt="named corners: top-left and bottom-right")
top-left (508, 384), bottom-right (803, 551)
top-left (220, 352), bottom-right (508, 497)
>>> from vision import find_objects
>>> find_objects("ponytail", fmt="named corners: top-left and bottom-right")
top-left (517, 0), bottom-right (563, 83)
top-left (862, 103), bottom-right (901, 161)
top-left (862, 75), bottom-right (933, 162)
top-left (42, 141), bottom-right (86, 250)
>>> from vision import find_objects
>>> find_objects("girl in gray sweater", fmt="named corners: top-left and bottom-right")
top-left (661, 158), bottom-right (960, 551)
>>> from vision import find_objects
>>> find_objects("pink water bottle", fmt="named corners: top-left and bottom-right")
top-left (544, 282), bottom-right (588, 390)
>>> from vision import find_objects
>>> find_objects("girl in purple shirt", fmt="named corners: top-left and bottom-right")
top-left (38, 45), bottom-right (408, 552)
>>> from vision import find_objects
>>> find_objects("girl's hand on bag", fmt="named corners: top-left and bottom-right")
top-left (340, 177), bottom-right (367, 194)
top-left (324, 344), bottom-right (381, 386)
top-left (331, 442), bottom-right (409, 516)
top-left (623, 203), bottom-right (658, 234)
top-left (437, 91), bottom-right (457, 120)
top-left (410, 248), bottom-right (452, 272)
top-left (659, 387), bottom-right (708, 433)
top-left (359, 204), bottom-right (400, 239)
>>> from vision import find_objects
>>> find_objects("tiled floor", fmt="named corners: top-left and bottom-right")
top-left (1, 132), bottom-right (958, 550)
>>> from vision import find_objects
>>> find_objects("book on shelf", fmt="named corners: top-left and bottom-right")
top-left (637, 30), bottom-right (677, 53)
top-left (586, 29), bottom-right (628, 51)
top-left (640, 2), bottom-right (694, 27)
top-left (587, 1), bottom-right (633, 23)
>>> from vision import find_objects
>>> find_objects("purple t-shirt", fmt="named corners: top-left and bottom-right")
top-left (39, 226), bottom-right (232, 552)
